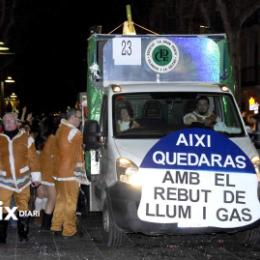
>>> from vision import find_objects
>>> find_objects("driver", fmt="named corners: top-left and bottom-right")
top-left (183, 96), bottom-right (217, 128)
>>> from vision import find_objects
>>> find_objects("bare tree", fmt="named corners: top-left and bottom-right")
top-left (148, 0), bottom-right (260, 104)
top-left (0, 0), bottom-right (6, 39)
top-left (215, 0), bottom-right (260, 103)
top-left (0, 0), bottom-right (15, 41)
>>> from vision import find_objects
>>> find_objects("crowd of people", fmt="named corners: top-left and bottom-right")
top-left (0, 107), bottom-right (87, 243)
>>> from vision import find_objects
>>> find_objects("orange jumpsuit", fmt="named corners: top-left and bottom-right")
top-left (51, 119), bottom-right (85, 236)
top-left (39, 134), bottom-right (56, 186)
top-left (0, 130), bottom-right (41, 212)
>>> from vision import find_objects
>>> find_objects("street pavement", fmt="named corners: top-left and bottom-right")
top-left (1, 213), bottom-right (260, 260)
top-left (0, 217), bottom-right (103, 260)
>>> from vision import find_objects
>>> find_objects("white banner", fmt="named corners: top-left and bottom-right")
top-left (137, 168), bottom-right (260, 228)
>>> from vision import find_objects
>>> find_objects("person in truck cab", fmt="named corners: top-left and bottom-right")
top-left (117, 106), bottom-right (140, 132)
top-left (183, 96), bottom-right (218, 128)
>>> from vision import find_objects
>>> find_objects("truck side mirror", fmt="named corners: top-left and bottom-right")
top-left (83, 120), bottom-right (101, 151)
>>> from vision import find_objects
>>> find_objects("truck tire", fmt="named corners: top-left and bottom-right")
top-left (235, 225), bottom-right (260, 247)
top-left (77, 185), bottom-right (90, 217)
top-left (102, 199), bottom-right (125, 247)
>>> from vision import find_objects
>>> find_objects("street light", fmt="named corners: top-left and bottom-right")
top-left (4, 76), bottom-right (15, 83)
top-left (0, 41), bottom-right (14, 57)
top-left (0, 76), bottom-right (15, 116)
top-left (0, 42), bottom-right (9, 52)
top-left (8, 92), bottom-right (19, 112)
top-left (0, 40), bottom-right (15, 116)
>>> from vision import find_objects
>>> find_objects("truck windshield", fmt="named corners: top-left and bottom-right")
top-left (113, 92), bottom-right (244, 138)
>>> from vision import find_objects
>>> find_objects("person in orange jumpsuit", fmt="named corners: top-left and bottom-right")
top-left (51, 109), bottom-right (86, 237)
top-left (35, 117), bottom-right (59, 230)
top-left (0, 112), bottom-right (41, 243)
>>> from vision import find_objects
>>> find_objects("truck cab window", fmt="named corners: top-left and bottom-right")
top-left (113, 92), bottom-right (244, 138)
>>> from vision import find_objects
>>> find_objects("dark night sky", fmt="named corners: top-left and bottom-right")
top-left (7, 0), bottom-right (148, 114)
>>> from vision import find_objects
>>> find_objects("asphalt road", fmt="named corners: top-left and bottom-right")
top-left (1, 213), bottom-right (260, 260)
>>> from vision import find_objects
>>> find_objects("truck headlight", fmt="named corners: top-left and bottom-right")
top-left (116, 157), bottom-right (141, 187)
top-left (252, 156), bottom-right (260, 180)
top-left (252, 156), bottom-right (260, 199)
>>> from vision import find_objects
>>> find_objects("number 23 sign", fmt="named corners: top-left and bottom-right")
top-left (112, 38), bottom-right (141, 65)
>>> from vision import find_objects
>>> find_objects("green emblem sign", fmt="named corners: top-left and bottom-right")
top-left (145, 38), bottom-right (179, 73)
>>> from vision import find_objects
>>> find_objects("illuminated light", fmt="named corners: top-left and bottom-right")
top-left (128, 172), bottom-right (142, 187)
top-left (249, 97), bottom-right (255, 106)
top-left (0, 42), bottom-right (9, 51)
top-left (119, 171), bottom-right (142, 187)
top-left (125, 166), bottom-right (138, 176)
top-left (252, 156), bottom-right (260, 181)
top-left (249, 97), bottom-right (258, 112)
top-left (10, 92), bottom-right (17, 99)
top-left (112, 84), bottom-right (121, 93)
top-left (252, 156), bottom-right (260, 165)
top-left (117, 157), bottom-right (141, 187)
top-left (221, 85), bottom-right (229, 92)
top-left (118, 157), bottom-right (131, 167)
top-left (5, 76), bottom-right (15, 83)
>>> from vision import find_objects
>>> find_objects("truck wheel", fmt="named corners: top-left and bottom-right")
top-left (235, 225), bottom-right (260, 247)
top-left (102, 199), bottom-right (125, 247)
top-left (77, 185), bottom-right (90, 217)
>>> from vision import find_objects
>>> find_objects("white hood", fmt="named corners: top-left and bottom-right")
top-left (114, 139), bottom-right (158, 166)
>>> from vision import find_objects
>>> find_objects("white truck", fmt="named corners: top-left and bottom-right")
top-left (84, 34), bottom-right (260, 247)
